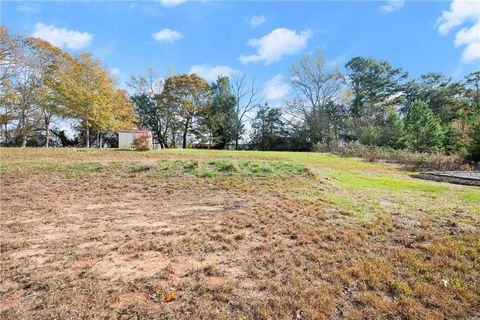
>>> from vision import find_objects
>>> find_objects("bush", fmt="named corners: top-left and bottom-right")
top-left (315, 142), bottom-right (469, 171)
top-left (133, 132), bottom-right (152, 151)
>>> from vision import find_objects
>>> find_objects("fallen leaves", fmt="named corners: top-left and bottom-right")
top-left (164, 292), bottom-right (177, 302)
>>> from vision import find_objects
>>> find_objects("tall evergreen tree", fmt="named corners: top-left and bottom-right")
top-left (207, 76), bottom-right (237, 148)
top-left (345, 56), bottom-right (407, 137)
top-left (404, 100), bottom-right (444, 152)
top-left (466, 112), bottom-right (480, 164)
top-left (382, 110), bottom-right (405, 149)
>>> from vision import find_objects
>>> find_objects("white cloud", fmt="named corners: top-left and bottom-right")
top-left (436, 0), bottom-right (479, 35)
top-left (188, 65), bottom-right (239, 82)
top-left (110, 68), bottom-right (120, 76)
top-left (17, 3), bottom-right (41, 14)
top-left (380, 0), bottom-right (405, 13)
top-left (264, 74), bottom-right (290, 101)
top-left (436, 0), bottom-right (480, 64)
top-left (460, 41), bottom-right (480, 63)
top-left (152, 28), bottom-right (183, 43)
top-left (159, 0), bottom-right (186, 7)
top-left (32, 22), bottom-right (93, 50)
top-left (249, 15), bottom-right (266, 28)
top-left (454, 21), bottom-right (479, 46)
top-left (239, 28), bottom-right (312, 65)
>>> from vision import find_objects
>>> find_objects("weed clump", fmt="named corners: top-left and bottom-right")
top-left (183, 160), bottom-right (199, 173)
top-left (197, 168), bottom-right (216, 178)
top-left (129, 163), bottom-right (156, 173)
top-left (208, 160), bottom-right (237, 173)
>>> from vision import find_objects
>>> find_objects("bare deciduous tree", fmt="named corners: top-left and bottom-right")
top-left (290, 49), bottom-right (344, 117)
top-left (231, 74), bottom-right (263, 149)
top-left (127, 67), bottom-right (164, 98)
top-left (288, 50), bottom-right (345, 144)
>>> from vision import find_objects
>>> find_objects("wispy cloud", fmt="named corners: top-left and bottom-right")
top-left (436, 0), bottom-right (480, 64)
top-left (159, 0), bottom-right (186, 7)
top-left (239, 28), bottom-right (312, 65)
top-left (32, 22), bottom-right (93, 50)
top-left (249, 15), bottom-right (266, 28)
top-left (110, 68), bottom-right (120, 77)
top-left (152, 28), bottom-right (183, 43)
top-left (380, 0), bottom-right (405, 13)
top-left (17, 3), bottom-right (41, 14)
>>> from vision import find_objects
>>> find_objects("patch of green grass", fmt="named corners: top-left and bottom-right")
top-left (332, 170), bottom-right (449, 193)
top-left (456, 189), bottom-right (480, 203)
top-left (183, 160), bottom-right (199, 173)
top-left (208, 160), bottom-right (237, 173)
top-left (196, 168), bottom-right (216, 178)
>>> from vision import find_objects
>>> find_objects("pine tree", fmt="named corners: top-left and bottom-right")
top-left (207, 76), bottom-right (237, 148)
top-left (382, 111), bottom-right (405, 149)
top-left (466, 113), bottom-right (480, 164)
top-left (405, 100), bottom-right (444, 152)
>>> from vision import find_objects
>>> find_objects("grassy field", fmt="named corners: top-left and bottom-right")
top-left (1, 148), bottom-right (479, 319)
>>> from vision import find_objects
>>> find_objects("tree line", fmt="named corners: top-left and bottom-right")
top-left (1, 26), bottom-right (479, 164)
top-left (0, 26), bottom-right (135, 147)
top-left (129, 50), bottom-right (479, 163)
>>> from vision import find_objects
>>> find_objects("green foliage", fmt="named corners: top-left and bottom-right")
top-left (405, 100), bottom-right (444, 152)
top-left (403, 73), bottom-right (465, 123)
top-left (250, 104), bottom-right (287, 151)
top-left (442, 123), bottom-right (464, 154)
top-left (160, 74), bottom-right (211, 149)
top-left (465, 71), bottom-right (480, 110)
top-left (345, 56), bottom-right (407, 135)
top-left (359, 126), bottom-right (382, 146)
top-left (131, 92), bottom-right (174, 149)
top-left (207, 76), bottom-right (237, 148)
top-left (466, 113), bottom-right (480, 163)
top-left (381, 111), bottom-right (405, 149)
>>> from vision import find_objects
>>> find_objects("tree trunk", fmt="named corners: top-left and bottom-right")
top-left (182, 129), bottom-right (188, 149)
top-left (21, 136), bottom-right (27, 148)
top-left (4, 121), bottom-right (9, 146)
top-left (45, 119), bottom-right (50, 148)
top-left (97, 131), bottom-right (101, 148)
top-left (182, 119), bottom-right (190, 149)
top-left (86, 125), bottom-right (90, 148)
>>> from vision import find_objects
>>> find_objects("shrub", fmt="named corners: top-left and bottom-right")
top-left (315, 142), bottom-right (469, 171)
top-left (133, 132), bottom-right (151, 151)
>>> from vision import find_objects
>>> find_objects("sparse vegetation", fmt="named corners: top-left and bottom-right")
top-left (1, 148), bottom-right (479, 319)
top-left (316, 142), bottom-right (469, 171)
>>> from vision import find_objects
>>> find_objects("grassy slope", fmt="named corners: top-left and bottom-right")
top-left (0, 148), bottom-right (479, 319)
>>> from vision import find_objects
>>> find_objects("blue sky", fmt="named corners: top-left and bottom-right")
top-left (2, 0), bottom-right (479, 104)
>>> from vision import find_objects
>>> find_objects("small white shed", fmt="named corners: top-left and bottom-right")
top-left (118, 129), bottom-right (153, 149)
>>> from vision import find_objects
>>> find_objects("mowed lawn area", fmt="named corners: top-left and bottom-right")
top-left (0, 148), bottom-right (479, 319)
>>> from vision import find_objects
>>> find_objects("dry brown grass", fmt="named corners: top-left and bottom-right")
top-left (1, 148), bottom-right (479, 319)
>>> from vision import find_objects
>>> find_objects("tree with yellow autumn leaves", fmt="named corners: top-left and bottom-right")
top-left (0, 26), bottom-right (135, 147)
top-left (56, 53), bottom-right (135, 147)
